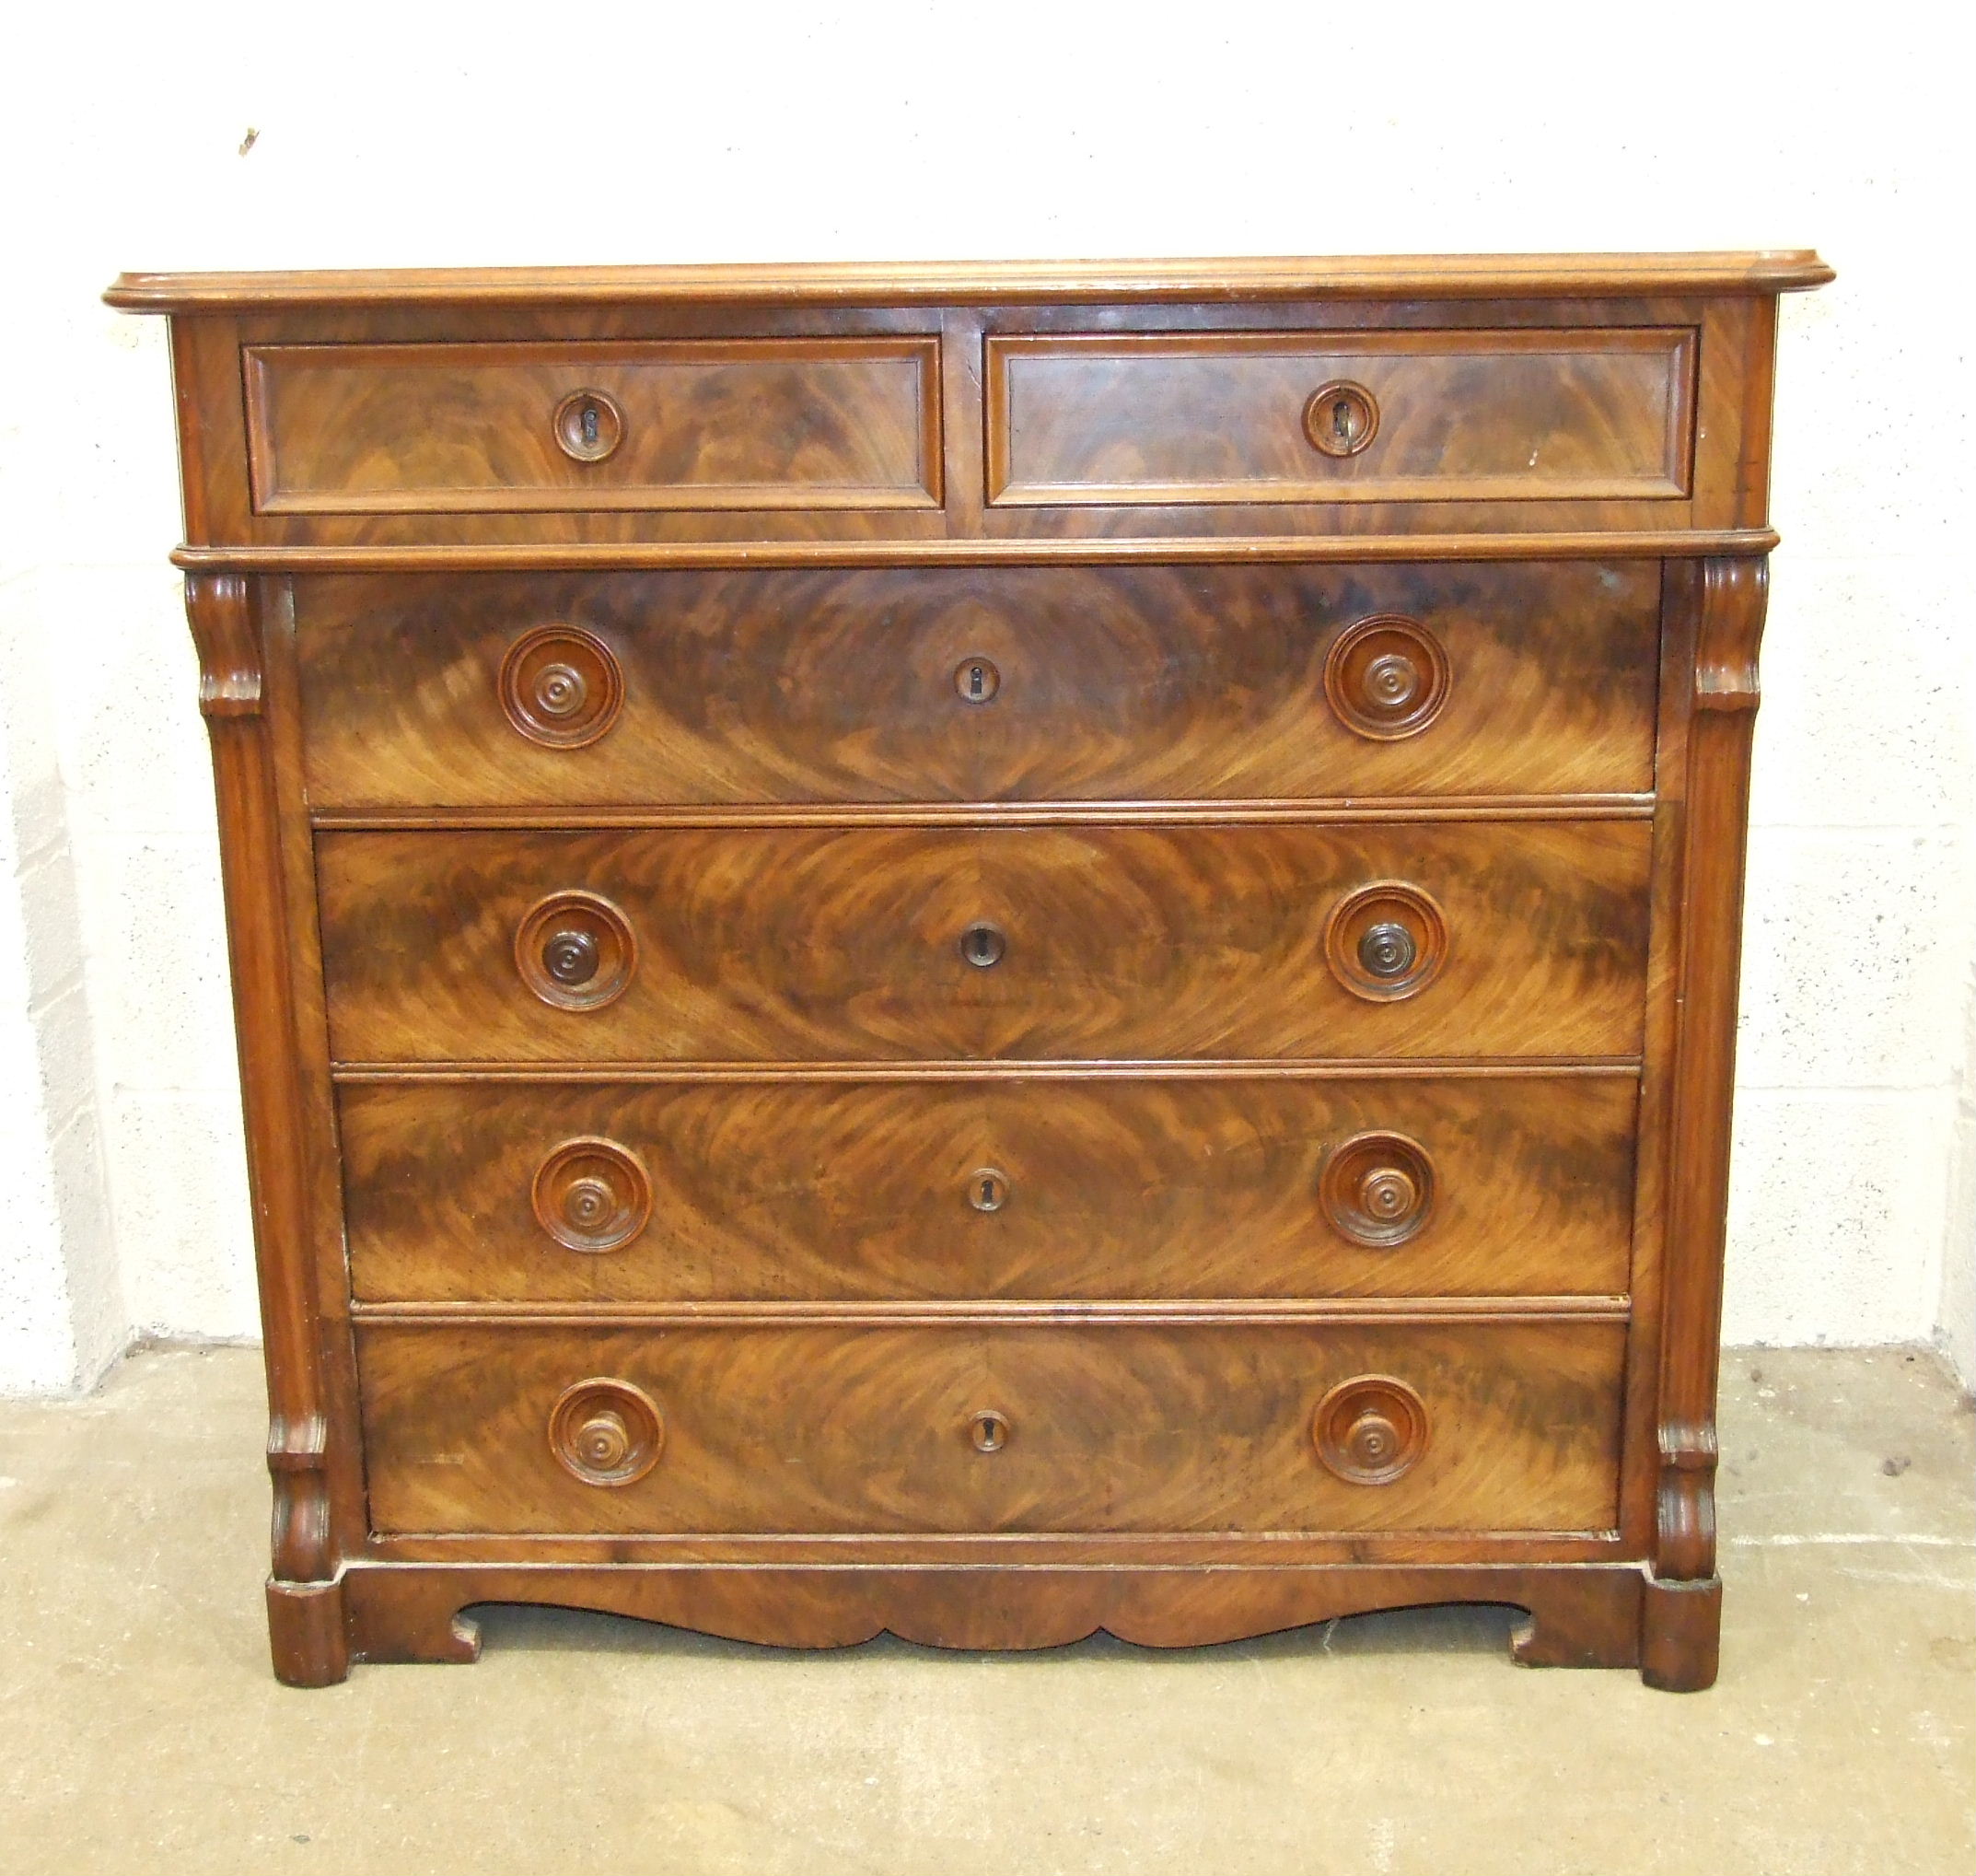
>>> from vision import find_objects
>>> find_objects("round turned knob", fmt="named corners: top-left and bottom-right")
top-left (968, 1168), bottom-right (1010, 1213)
top-left (959, 922), bottom-right (1006, 969)
top-left (499, 626), bottom-right (624, 749)
top-left (574, 1407), bottom-right (632, 1474)
top-left (549, 1378), bottom-right (663, 1487)
top-left (954, 657), bottom-right (1001, 705)
top-left (1357, 920), bottom-right (1416, 981)
top-left (1312, 1375), bottom-right (1428, 1486)
top-left (1324, 615), bottom-right (1451, 741)
top-left (1324, 882), bottom-right (1447, 1003)
top-left (543, 927), bottom-right (600, 985)
top-left (515, 891), bottom-right (637, 1012)
top-left (533, 1137), bottom-right (653, 1253)
top-left (1318, 1131), bottom-right (1436, 1247)
top-left (552, 389), bottom-right (624, 463)
top-left (970, 1409), bottom-right (1011, 1453)
top-left (1303, 379), bottom-right (1379, 458)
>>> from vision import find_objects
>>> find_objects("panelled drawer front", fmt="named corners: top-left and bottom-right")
top-left (986, 330), bottom-right (1696, 507)
top-left (356, 1321), bottom-right (1625, 1536)
top-left (340, 1074), bottom-right (1638, 1303)
top-left (244, 339), bottom-right (942, 515)
top-left (316, 821), bottom-right (1652, 1064)
top-left (295, 563), bottom-right (1661, 808)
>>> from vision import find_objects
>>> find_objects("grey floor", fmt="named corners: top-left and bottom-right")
top-left (1, 1346), bottom-right (1970, 1874)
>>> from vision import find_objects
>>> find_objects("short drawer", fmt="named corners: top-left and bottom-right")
top-left (355, 1320), bottom-right (1626, 1535)
top-left (244, 338), bottom-right (942, 515)
top-left (315, 821), bottom-right (1653, 1064)
top-left (986, 328), bottom-right (1695, 507)
top-left (295, 562), bottom-right (1661, 808)
top-left (341, 1073), bottom-right (1636, 1304)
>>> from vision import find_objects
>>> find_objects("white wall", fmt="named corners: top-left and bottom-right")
top-left (2, 1), bottom-right (1971, 1390)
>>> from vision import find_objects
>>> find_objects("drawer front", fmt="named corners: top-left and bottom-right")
top-left (356, 1321), bottom-right (1625, 1535)
top-left (987, 329), bottom-right (1695, 507)
top-left (244, 339), bottom-right (941, 515)
top-left (296, 563), bottom-right (1661, 808)
top-left (340, 1074), bottom-right (1638, 1303)
top-left (316, 821), bottom-right (1653, 1064)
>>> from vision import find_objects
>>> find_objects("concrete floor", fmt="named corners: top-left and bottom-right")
top-left (1, 1348), bottom-right (1970, 1874)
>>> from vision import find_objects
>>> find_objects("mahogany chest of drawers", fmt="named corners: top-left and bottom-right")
top-left (107, 252), bottom-right (1831, 1688)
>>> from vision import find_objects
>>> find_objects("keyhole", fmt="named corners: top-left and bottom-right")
top-left (968, 1168), bottom-right (1009, 1212)
top-left (959, 922), bottom-right (1005, 968)
top-left (581, 403), bottom-right (599, 447)
top-left (952, 656), bottom-right (1001, 704)
top-left (1333, 397), bottom-right (1354, 442)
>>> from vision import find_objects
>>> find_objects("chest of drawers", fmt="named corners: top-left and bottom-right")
top-left (107, 252), bottom-right (1831, 1688)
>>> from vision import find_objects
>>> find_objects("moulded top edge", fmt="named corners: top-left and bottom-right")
top-left (102, 251), bottom-right (1836, 313)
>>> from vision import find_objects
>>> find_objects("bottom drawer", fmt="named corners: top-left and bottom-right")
top-left (356, 1321), bottom-right (1624, 1537)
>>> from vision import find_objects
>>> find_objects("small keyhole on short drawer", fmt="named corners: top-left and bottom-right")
top-left (969, 1168), bottom-right (1009, 1212)
top-left (581, 403), bottom-right (599, 447)
top-left (1333, 398), bottom-right (1354, 442)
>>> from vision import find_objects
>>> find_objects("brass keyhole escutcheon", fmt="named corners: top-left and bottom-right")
top-left (954, 656), bottom-right (1001, 705)
top-left (968, 1168), bottom-right (1010, 1212)
top-left (960, 922), bottom-right (1006, 968)
top-left (970, 1409), bottom-right (1011, 1453)
top-left (1303, 379), bottom-right (1379, 458)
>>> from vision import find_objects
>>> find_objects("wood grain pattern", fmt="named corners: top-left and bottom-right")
top-left (245, 339), bottom-right (941, 514)
top-left (336, 1072), bottom-right (1638, 1303)
top-left (987, 330), bottom-right (1695, 506)
top-left (293, 562), bottom-right (1661, 808)
top-left (355, 1319), bottom-right (1625, 1536)
top-left (315, 821), bottom-right (1653, 1064)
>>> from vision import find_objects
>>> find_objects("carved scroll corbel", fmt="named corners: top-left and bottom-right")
top-left (183, 573), bottom-right (334, 1586)
top-left (1653, 553), bottom-right (1770, 1589)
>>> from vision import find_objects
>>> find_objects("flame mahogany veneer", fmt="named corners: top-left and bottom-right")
top-left (107, 251), bottom-right (1831, 1689)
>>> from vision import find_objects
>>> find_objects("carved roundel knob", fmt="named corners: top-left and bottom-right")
top-left (552, 388), bottom-right (624, 464)
top-left (1324, 882), bottom-right (1447, 1002)
top-left (1319, 1131), bottom-right (1436, 1247)
top-left (516, 891), bottom-right (638, 1011)
top-left (532, 1136), bottom-right (654, 1253)
top-left (500, 626), bottom-right (624, 749)
top-left (1303, 380), bottom-right (1379, 458)
top-left (550, 1378), bottom-right (663, 1487)
top-left (1312, 1375), bottom-right (1429, 1486)
top-left (1324, 615), bottom-right (1451, 740)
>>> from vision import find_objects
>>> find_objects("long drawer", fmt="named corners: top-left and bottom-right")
top-left (356, 1320), bottom-right (1627, 1536)
top-left (316, 821), bottom-right (1653, 1063)
top-left (294, 563), bottom-right (1661, 807)
top-left (339, 1073), bottom-right (1638, 1303)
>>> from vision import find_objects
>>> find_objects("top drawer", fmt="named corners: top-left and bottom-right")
top-left (243, 339), bottom-right (943, 515)
top-left (986, 329), bottom-right (1696, 507)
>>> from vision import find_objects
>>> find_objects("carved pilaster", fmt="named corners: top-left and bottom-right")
top-left (1647, 555), bottom-right (1767, 1688)
top-left (184, 575), bottom-right (338, 1636)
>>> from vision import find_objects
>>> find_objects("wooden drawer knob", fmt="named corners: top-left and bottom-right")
top-left (532, 1137), bottom-right (653, 1253)
top-left (516, 891), bottom-right (637, 1011)
top-left (552, 389), bottom-right (624, 463)
top-left (1324, 615), bottom-right (1450, 740)
top-left (1312, 1376), bottom-right (1428, 1485)
top-left (500, 626), bottom-right (624, 748)
top-left (550, 1378), bottom-right (663, 1486)
top-left (1324, 882), bottom-right (1447, 1002)
top-left (1303, 380), bottom-right (1378, 457)
top-left (1319, 1131), bottom-right (1436, 1246)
